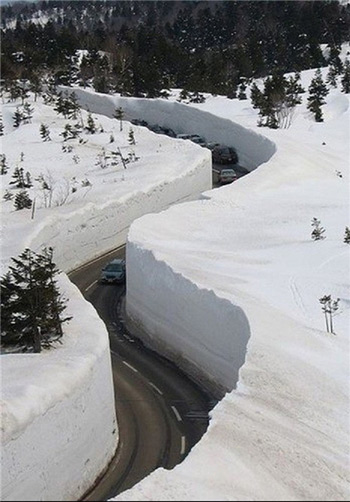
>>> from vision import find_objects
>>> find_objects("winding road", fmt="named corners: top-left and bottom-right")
top-left (69, 246), bottom-right (216, 501)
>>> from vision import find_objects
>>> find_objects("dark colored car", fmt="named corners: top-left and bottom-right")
top-left (218, 168), bottom-right (237, 185)
top-left (100, 259), bottom-right (126, 284)
top-left (212, 145), bottom-right (239, 164)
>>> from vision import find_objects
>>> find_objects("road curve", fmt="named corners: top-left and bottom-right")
top-left (69, 246), bottom-right (216, 501)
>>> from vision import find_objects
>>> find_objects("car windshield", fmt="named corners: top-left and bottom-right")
top-left (105, 263), bottom-right (123, 272)
top-left (221, 170), bottom-right (236, 176)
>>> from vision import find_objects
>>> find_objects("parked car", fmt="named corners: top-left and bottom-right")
top-left (218, 168), bottom-right (238, 185)
top-left (100, 259), bottom-right (126, 284)
top-left (205, 142), bottom-right (220, 151)
top-left (130, 118), bottom-right (148, 127)
top-left (188, 134), bottom-right (207, 147)
top-left (176, 133), bottom-right (193, 140)
top-left (212, 145), bottom-right (239, 164)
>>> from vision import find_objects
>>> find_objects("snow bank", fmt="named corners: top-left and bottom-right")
top-left (61, 86), bottom-right (276, 170)
top-left (1, 275), bottom-right (117, 501)
top-left (118, 76), bottom-right (350, 500)
top-left (126, 243), bottom-right (250, 397)
top-left (1, 94), bottom-right (211, 500)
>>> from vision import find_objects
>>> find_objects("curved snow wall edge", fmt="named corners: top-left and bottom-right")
top-left (1, 146), bottom-right (211, 502)
top-left (1, 275), bottom-right (117, 502)
top-left (126, 243), bottom-right (251, 399)
top-left (60, 86), bottom-right (276, 170)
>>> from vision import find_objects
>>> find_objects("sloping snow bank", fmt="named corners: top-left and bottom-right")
top-left (61, 86), bottom-right (276, 170)
top-left (1, 275), bottom-right (117, 501)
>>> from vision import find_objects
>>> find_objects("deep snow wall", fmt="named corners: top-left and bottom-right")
top-left (126, 243), bottom-right (251, 397)
top-left (62, 87), bottom-right (276, 170)
top-left (1, 119), bottom-right (211, 500)
top-left (25, 155), bottom-right (211, 272)
top-left (1, 276), bottom-right (117, 502)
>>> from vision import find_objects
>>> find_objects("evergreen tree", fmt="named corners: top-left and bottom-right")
top-left (14, 190), bottom-right (32, 210)
top-left (18, 81), bottom-right (29, 105)
top-left (85, 113), bottom-right (96, 134)
top-left (341, 60), bottom-right (350, 94)
top-left (9, 166), bottom-right (26, 188)
top-left (344, 227), bottom-right (350, 244)
top-left (13, 107), bottom-right (23, 128)
top-left (3, 190), bottom-right (13, 201)
top-left (22, 102), bottom-right (34, 124)
top-left (326, 65), bottom-right (338, 88)
top-left (0, 248), bottom-right (71, 352)
top-left (238, 80), bottom-right (247, 100)
top-left (114, 106), bottom-right (124, 131)
top-left (128, 127), bottom-right (136, 145)
top-left (40, 124), bottom-right (51, 141)
top-left (327, 44), bottom-right (343, 75)
top-left (0, 114), bottom-right (4, 136)
top-left (307, 69), bottom-right (329, 122)
top-left (311, 217), bottom-right (326, 240)
top-left (0, 154), bottom-right (9, 175)
top-left (60, 124), bottom-right (80, 141)
top-left (178, 89), bottom-right (190, 101)
top-left (250, 82), bottom-right (264, 109)
top-left (29, 74), bottom-right (42, 102)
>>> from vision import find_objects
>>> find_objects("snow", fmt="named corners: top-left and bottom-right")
top-left (1, 58), bottom-right (349, 501)
top-left (0, 93), bottom-right (211, 500)
top-left (117, 68), bottom-right (350, 500)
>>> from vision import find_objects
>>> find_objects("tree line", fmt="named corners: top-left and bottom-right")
top-left (1, 0), bottom-right (349, 98)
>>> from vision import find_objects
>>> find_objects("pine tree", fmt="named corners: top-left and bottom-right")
top-left (9, 166), bottom-right (26, 188)
top-left (0, 154), bottom-right (9, 175)
top-left (250, 83), bottom-right (264, 109)
top-left (114, 107), bottom-right (124, 131)
top-left (13, 107), bottom-right (23, 128)
top-left (178, 89), bottom-right (190, 102)
top-left (238, 81), bottom-right (247, 100)
top-left (326, 65), bottom-right (338, 88)
top-left (311, 217), bottom-right (326, 240)
top-left (3, 190), bottom-right (13, 201)
top-left (307, 69), bottom-right (329, 122)
top-left (344, 227), bottom-right (350, 244)
top-left (40, 124), bottom-right (51, 141)
top-left (14, 190), bottom-right (32, 210)
top-left (0, 114), bottom-right (4, 136)
top-left (128, 127), bottom-right (136, 145)
top-left (85, 113), bottom-right (96, 134)
top-left (60, 124), bottom-right (80, 141)
top-left (22, 102), bottom-right (34, 124)
top-left (18, 82), bottom-right (29, 105)
top-left (341, 60), bottom-right (350, 94)
top-left (0, 248), bottom-right (71, 352)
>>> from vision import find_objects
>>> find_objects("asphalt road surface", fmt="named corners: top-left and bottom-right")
top-left (69, 247), bottom-right (216, 501)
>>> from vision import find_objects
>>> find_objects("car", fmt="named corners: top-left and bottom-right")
top-left (212, 145), bottom-right (239, 164)
top-left (176, 133), bottom-right (193, 140)
top-left (205, 142), bottom-right (220, 151)
top-left (188, 134), bottom-right (207, 147)
top-left (218, 168), bottom-right (237, 185)
top-left (100, 258), bottom-right (126, 284)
